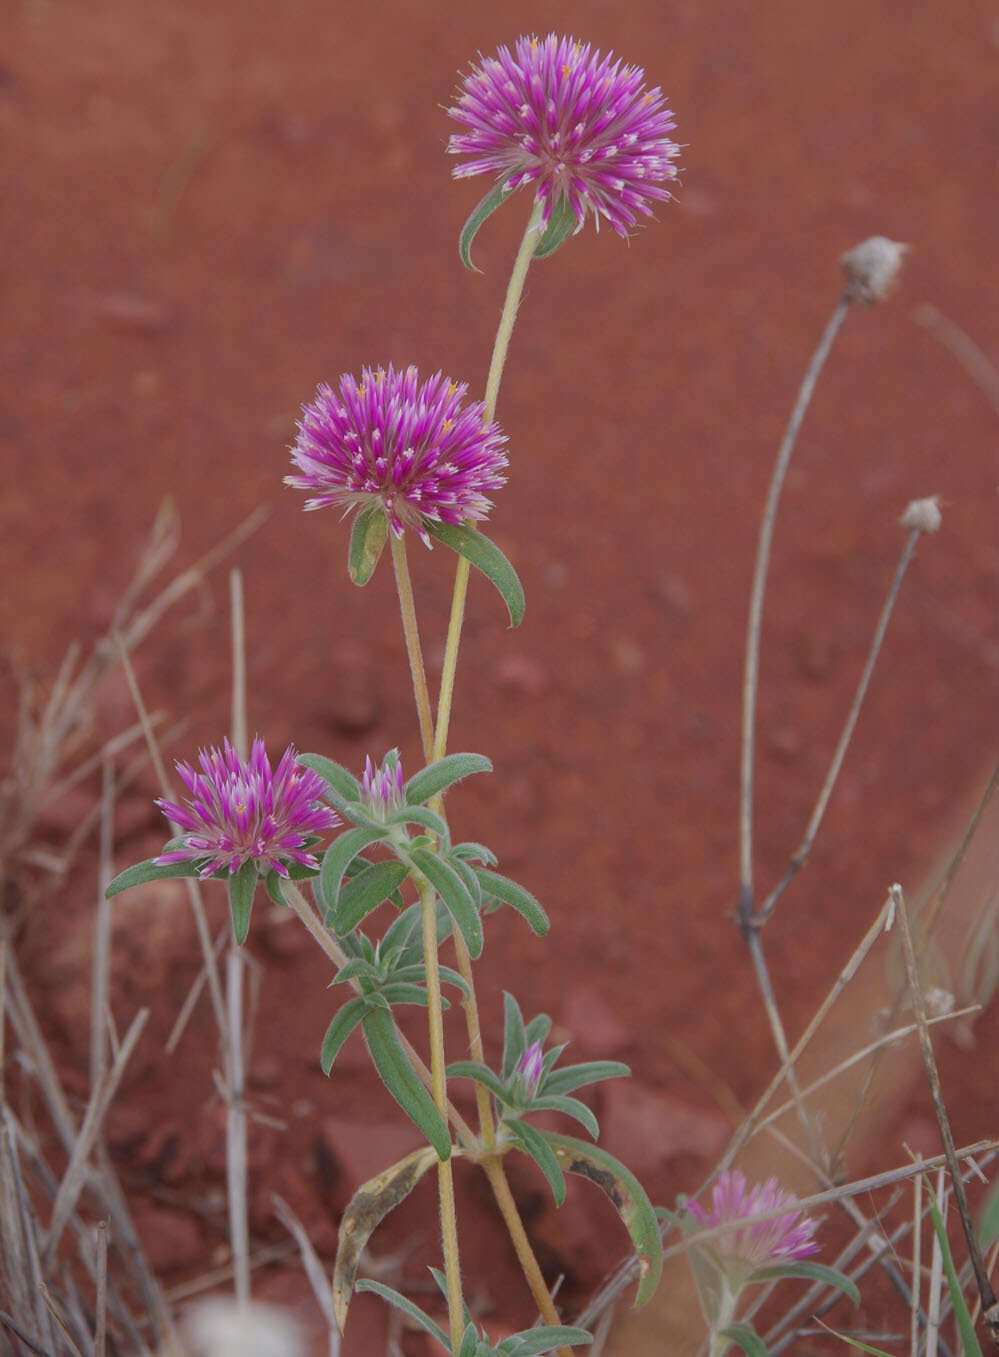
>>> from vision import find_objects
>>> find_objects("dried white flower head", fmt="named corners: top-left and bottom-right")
top-left (899, 496), bottom-right (942, 534)
top-left (840, 236), bottom-right (908, 304)
top-left (175, 1298), bottom-right (304, 1357)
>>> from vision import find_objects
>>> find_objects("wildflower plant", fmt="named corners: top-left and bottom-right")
top-left (99, 24), bottom-right (988, 1357)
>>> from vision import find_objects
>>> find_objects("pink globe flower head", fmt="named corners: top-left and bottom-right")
top-left (286, 365), bottom-right (508, 546)
top-left (361, 749), bottom-right (405, 819)
top-left (155, 738), bottom-right (339, 880)
top-left (686, 1171), bottom-right (819, 1273)
top-left (447, 34), bottom-right (680, 238)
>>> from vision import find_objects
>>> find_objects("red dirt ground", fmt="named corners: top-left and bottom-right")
top-left (3, 1), bottom-right (999, 1353)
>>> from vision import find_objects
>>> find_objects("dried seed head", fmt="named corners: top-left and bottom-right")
top-left (840, 236), bottom-right (908, 304)
top-left (899, 495), bottom-right (942, 534)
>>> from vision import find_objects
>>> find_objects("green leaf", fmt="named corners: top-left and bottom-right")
top-left (228, 861), bottom-right (257, 945)
top-left (333, 861), bottom-right (410, 934)
top-left (751, 1261), bottom-right (860, 1307)
top-left (410, 847), bottom-right (483, 958)
top-left (297, 752), bottom-right (361, 810)
top-left (321, 826), bottom-right (386, 912)
top-left (423, 519), bottom-right (525, 627)
top-left (532, 196), bottom-right (578, 260)
top-left (379, 982), bottom-right (438, 1008)
top-left (380, 902), bottom-right (423, 957)
top-left (718, 1323), bottom-right (769, 1357)
top-left (542, 1132), bottom-right (663, 1307)
top-left (386, 804), bottom-right (450, 840)
top-left (979, 1181), bottom-right (999, 1251)
top-left (263, 870), bottom-right (288, 907)
top-left (437, 965), bottom-right (471, 998)
top-left (507, 1119), bottom-right (566, 1207)
top-left (361, 1008), bottom-right (451, 1160)
top-left (348, 504), bottom-right (388, 585)
top-left (544, 1061), bottom-right (631, 1097)
top-left (320, 996), bottom-right (368, 1074)
top-left (331, 958), bottom-right (377, 987)
top-left (446, 1060), bottom-right (509, 1102)
top-left (449, 853), bottom-right (483, 908)
top-left (502, 992), bottom-right (528, 1081)
top-left (529, 1095), bottom-right (599, 1140)
top-left (925, 1179), bottom-right (984, 1357)
top-left (459, 181), bottom-right (513, 271)
top-left (105, 856), bottom-right (203, 897)
top-left (452, 840), bottom-right (498, 867)
top-left (352, 1270), bottom-right (446, 1345)
top-left (503, 1327), bottom-right (592, 1355)
top-left (522, 1013), bottom-right (552, 1049)
top-left (474, 868), bottom-right (549, 936)
top-left (404, 753), bottom-right (492, 806)
top-left (458, 1323), bottom-right (479, 1357)
top-left (812, 1320), bottom-right (895, 1355)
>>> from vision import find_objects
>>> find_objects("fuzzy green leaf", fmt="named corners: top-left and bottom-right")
top-left (386, 804), bottom-right (450, 840)
top-left (475, 868), bottom-right (549, 935)
top-left (321, 826), bottom-right (386, 912)
top-left (320, 996), bottom-right (368, 1074)
top-left (529, 1095), bottom-right (599, 1140)
top-left (542, 1132), bottom-right (663, 1307)
top-left (452, 840), bottom-right (498, 867)
top-left (502, 1327), bottom-right (593, 1355)
top-left (502, 992), bottom-right (528, 1081)
top-left (297, 753), bottom-right (361, 807)
top-left (459, 181), bottom-right (513, 271)
top-left (718, 1323), bottom-right (769, 1357)
top-left (348, 504), bottom-right (388, 585)
top-left (507, 1119), bottom-right (566, 1207)
top-left (380, 982), bottom-right (439, 1008)
top-left (446, 1060), bottom-right (509, 1101)
top-left (423, 519), bottom-right (525, 627)
top-left (532, 197), bottom-right (578, 260)
top-left (404, 753), bottom-right (492, 806)
top-left (751, 1261), bottom-right (860, 1307)
top-left (362, 1008), bottom-right (451, 1160)
top-left (410, 847), bottom-right (483, 958)
top-left (228, 861), bottom-right (257, 945)
top-left (106, 856), bottom-right (203, 897)
top-left (333, 860), bottom-right (410, 934)
top-left (544, 1061), bottom-right (631, 1097)
top-left (449, 853), bottom-right (483, 908)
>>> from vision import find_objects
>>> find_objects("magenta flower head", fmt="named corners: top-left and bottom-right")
top-left (447, 34), bottom-right (680, 238)
top-left (361, 749), bottom-right (405, 820)
top-left (686, 1170), bottom-right (819, 1275)
top-left (286, 365), bottom-right (508, 546)
top-left (155, 738), bottom-right (339, 880)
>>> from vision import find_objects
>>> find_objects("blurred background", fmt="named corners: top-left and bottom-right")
top-left (3, 0), bottom-right (999, 1351)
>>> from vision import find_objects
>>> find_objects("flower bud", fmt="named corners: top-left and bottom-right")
top-left (517, 1041), bottom-right (545, 1099)
top-left (840, 236), bottom-right (908, 305)
top-left (361, 749), bottom-right (405, 818)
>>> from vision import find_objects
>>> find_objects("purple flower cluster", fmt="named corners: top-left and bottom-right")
top-left (286, 365), bottom-right (508, 545)
top-left (156, 738), bottom-right (338, 879)
top-left (447, 34), bottom-right (680, 237)
top-left (686, 1171), bottom-right (818, 1269)
top-left (361, 750), bottom-right (405, 819)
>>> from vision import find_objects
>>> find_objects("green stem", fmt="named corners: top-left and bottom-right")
top-left (433, 199), bottom-right (544, 765)
top-left (417, 875), bottom-right (463, 1350)
top-left (390, 533), bottom-right (435, 762)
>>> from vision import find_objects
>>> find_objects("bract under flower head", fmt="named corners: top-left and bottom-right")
top-left (361, 749), bottom-right (405, 819)
top-left (155, 738), bottom-right (338, 879)
top-left (686, 1170), bottom-right (818, 1271)
top-left (447, 34), bottom-right (680, 237)
top-left (286, 365), bottom-right (508, 545)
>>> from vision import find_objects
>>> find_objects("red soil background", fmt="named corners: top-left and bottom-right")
top-left (3, 0), bottom-right (999, 1352)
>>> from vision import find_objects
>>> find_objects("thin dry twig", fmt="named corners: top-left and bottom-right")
top-left (95, 1219), bottom-right (109, 1357)
top-left (913, 303), bottom-right (999, 416)
top-left (273, 1194), bottom-right (341, 1353)
top-left (893, 882), bottom-right (999, 1339)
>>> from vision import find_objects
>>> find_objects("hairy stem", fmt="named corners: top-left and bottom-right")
top-left (390, 533), bottom-right (435, 761)
top-left (416, 876), bottom-right (462, 1350)
top-left (433, 199), bottom-right (544, 765)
